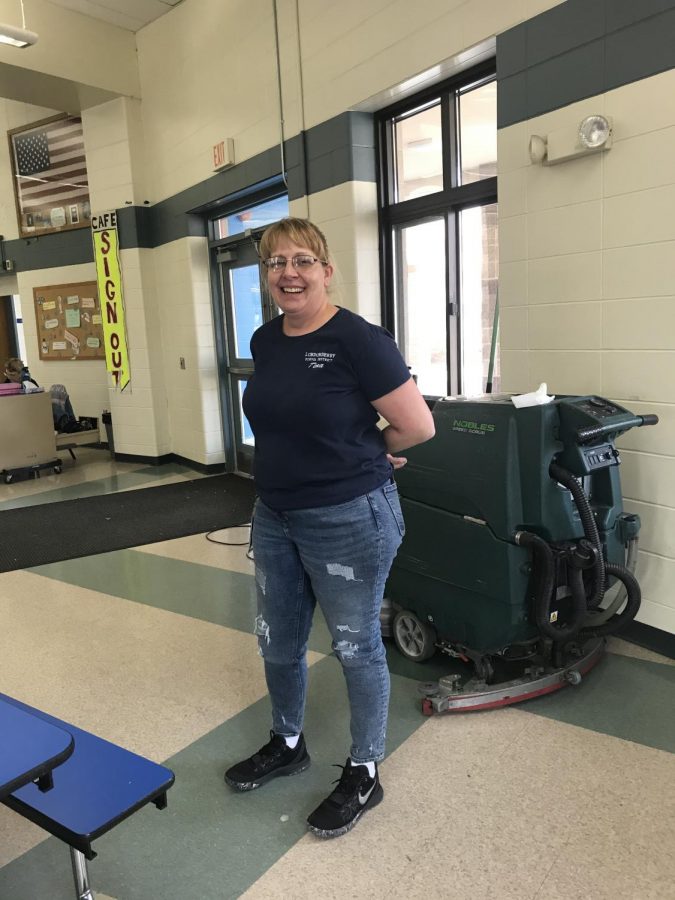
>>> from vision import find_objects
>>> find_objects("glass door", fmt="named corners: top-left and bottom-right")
top-left (217, 240), bottom-right (272, 475)
top-left (210, 192), bottom-right (289, 476)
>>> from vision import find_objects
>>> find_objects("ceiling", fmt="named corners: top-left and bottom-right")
top-left (44, 0), bottom-right (184, 33)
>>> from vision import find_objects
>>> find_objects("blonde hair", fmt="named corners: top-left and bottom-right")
top-left (259, 217), bottom-right (330, 265)
top-left (4, 357), bottom-right (23, 377)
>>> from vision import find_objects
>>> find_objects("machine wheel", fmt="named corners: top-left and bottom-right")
top-left (393, 609), bottom-right (437, 662)
top-left (4, 473), bottom-right (13, 484)
top-left (475, 655), bottom-right (496, 684)
top-left (53, 465), bottom-right (62, 474)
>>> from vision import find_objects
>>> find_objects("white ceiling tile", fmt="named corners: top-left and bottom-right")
top-left (44, 0), bottom-right (182, 32)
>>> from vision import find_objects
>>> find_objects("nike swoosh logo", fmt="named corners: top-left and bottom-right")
top-left (358, 783), bottom-right (376, 806)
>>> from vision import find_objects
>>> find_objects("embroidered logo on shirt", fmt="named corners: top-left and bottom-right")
top-left (305, 351), bottom-right (336, 369)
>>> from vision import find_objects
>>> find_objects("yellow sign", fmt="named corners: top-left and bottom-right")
top-left (92, 211), bottom-right (130, 390)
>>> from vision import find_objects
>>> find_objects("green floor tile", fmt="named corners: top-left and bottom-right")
top-left (31, 550), bottom-right (456, 683)
top-left (524, 651), bottom-right (675, 754)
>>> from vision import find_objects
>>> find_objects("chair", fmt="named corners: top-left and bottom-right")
top-left (50, 384), bottom-right (76, 432)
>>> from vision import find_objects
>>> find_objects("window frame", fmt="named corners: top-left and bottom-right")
top-left (376, 61), bottom-right (498, 397)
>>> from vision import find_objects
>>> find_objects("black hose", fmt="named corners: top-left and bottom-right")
top-left (580, 562), bottom-right (641, 638)
top-left (516, 530), bottom-right (582, 641)
top-left (549, 461), bottom-right (606, 606)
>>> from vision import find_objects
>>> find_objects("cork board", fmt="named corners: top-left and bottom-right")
top-left (33, 281), bottom-right (105, 360)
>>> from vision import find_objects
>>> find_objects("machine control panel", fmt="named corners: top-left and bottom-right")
top-left (575, 397), bottom-right (624, 420)
top-left (582, 443), bottom-right (619, 470)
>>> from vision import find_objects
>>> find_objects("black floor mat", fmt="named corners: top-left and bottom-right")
top-left (0, 474), bottom-right (255, 573)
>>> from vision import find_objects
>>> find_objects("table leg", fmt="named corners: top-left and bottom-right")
top-left (70, 847), bottom-right (95, 899)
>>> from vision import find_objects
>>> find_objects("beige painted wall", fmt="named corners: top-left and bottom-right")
top-left (498, 69), bottom-right (675, 634)
top-left (135, 0), bottom-right (562, 204)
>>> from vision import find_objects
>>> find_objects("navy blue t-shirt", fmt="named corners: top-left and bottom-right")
top-left (243, 307), bottom-right (410, 510)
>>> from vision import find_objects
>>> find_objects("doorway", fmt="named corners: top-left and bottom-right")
top-left (216, 240), bottom-right (274, 475)
top-left (210, 192), bottom-right (288, 475)
top-left (0, 296), bottom-right (19, 367)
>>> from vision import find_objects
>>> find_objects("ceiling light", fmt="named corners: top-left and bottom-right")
top-left (0, 1), bottom-right (37, 48)
top-left (578, 115), bottom-right (612, 149)
top-left (0, 23), bottom-right (38, 47)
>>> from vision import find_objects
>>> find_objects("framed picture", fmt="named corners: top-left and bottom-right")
top-left (8, 114), bottom-right (90, 239)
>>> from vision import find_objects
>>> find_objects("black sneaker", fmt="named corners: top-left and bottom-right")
top-left (224, 731), bottom-right (310, 791)
top-left (307, 759), bottom-right (383, 838)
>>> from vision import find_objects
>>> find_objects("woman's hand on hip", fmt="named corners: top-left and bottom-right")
top-left (387, 453), bottom-right (407, 469)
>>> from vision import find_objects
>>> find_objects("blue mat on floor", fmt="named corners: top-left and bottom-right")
top-left (0, 475), bottom-right (255, 572)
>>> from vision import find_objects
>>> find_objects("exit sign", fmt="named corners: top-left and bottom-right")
top-left (213, 139), bottom-right (234, 171)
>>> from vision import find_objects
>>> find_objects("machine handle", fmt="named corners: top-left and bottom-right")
top-left (576, 414), bottom-right (659, 445)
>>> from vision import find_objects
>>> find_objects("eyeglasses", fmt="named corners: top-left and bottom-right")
top-left (262, 255), bottom-right (326, 271)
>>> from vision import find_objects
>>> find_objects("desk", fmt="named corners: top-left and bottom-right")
top-left (0, 697), bottom-right (74, 799)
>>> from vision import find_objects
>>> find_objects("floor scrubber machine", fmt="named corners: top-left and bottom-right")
top-left (382, 394), bottom-right (658, 713)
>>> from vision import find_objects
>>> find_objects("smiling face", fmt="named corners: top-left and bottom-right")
top-left (265, 237), bottom-right (334, 323)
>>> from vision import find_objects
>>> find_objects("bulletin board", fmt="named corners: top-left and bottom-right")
top-left (33, 281), bottom-right (105, 361)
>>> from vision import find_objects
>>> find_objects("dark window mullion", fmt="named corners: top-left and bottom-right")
top-left (446, 210), bottom-right (460, 396)
top-left (392, 226), bottom-right (406, 359)
top-left (379, 217), bottom-right (396, 333)
top-left (380, 118), bottom-right (396, 208)
top-left (382, 177), bottom-right (497, 227)
top-left (376, 59), bottom-right (495, 124)
top-left (442, 91), bottom-right (458, 190)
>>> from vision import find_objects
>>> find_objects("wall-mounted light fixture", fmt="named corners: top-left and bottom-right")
top-left (0, 1), bottom-right (38, 48)
top-left (578, 115), bottom-right (612, 149)
top-left (529, 114), bottom-right (613, 165)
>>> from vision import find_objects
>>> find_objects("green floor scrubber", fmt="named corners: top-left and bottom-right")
top-left (383, 394), bottom-right (658, 713)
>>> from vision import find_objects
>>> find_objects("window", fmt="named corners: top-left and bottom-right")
top-left (378, 64), bottom-right (499, 397)
top-left (213, 194), bottom-right (289, 240)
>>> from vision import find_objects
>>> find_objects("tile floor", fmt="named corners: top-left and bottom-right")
top-left (0, 448), bottom-right (673, 899)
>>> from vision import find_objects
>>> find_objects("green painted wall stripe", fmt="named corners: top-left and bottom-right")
top-left (498, 0), bottom-right (675, 128)
top-left (6, 112), bottom-right (375, 271)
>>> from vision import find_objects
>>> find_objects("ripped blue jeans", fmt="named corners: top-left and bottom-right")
top-left (252, 481), bottom-right (404, 763)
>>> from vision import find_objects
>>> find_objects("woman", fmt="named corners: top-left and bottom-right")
top-left (224, 218), bottom-right (435, 838)
top-left (3, 357), bottom-right (38, 387)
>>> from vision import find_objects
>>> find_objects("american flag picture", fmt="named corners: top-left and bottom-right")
top-left (11, 116), bottom-right (89, 234)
